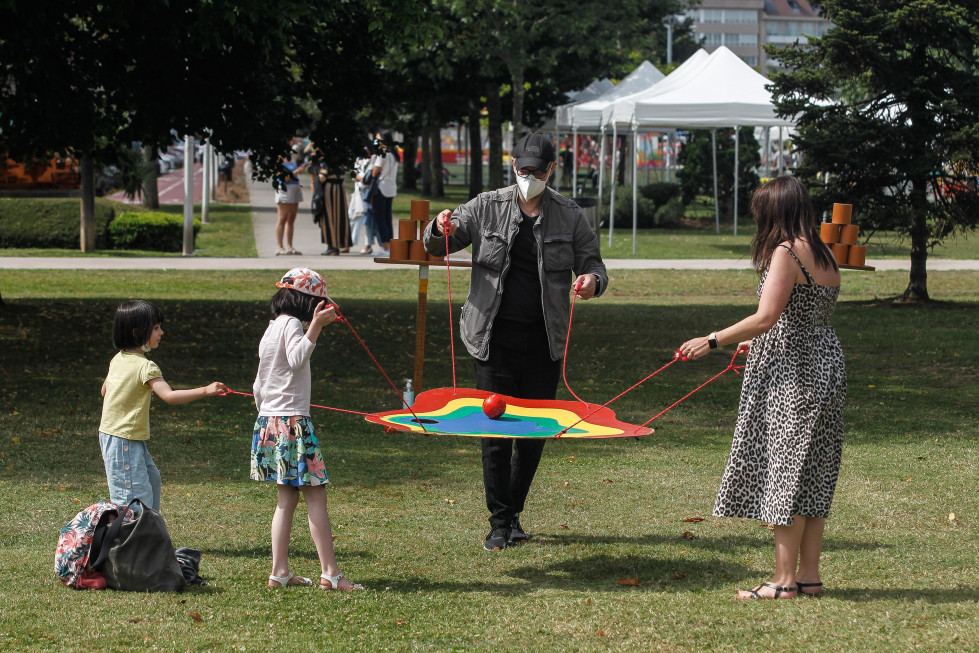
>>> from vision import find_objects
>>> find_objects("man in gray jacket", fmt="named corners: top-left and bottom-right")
top-left (424, 132), bottom-right (608, 551)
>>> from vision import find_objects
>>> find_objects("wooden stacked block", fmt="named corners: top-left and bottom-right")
top-left (387, 199), bottom-right (442, 262)
top-left (820, 203), bottom-right (867, 268)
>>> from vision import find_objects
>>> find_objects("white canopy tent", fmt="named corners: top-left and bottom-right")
top-left (603, 47), bottom-right (796, 246)
top-left (598, 50), bottom-right (711, 249)
top-left (552, 61), bottom-right (665, 201)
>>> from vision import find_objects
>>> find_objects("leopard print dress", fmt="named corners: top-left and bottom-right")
top-left (712, 246), bottom-right (846, 526)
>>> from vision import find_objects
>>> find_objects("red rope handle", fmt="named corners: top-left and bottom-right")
top-left (561, 278), bottom-right (587, 405)
top-left (442, 215), bottom-right (458, 394)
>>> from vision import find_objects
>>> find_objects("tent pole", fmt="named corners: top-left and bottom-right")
top-left (572, 126), bottom-right (578, 198)
top-left (632, 127), bottom-right (638, 255)
top-left (598, 127), bottom-right (606, 232)
top-left (733, 126), bottom-right (739, 237)
top-left (609, 122), bottom-right (618, 247)
top-left (711, 128), bottom-right (719, 234)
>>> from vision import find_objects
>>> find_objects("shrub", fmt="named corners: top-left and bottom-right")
top-left (654, 196), bottom-right (686, 227)
top-left (639, 182), bottom-right (681, 207)
top-left (0, 198), bottom-right (115, 248)
top-left (601, 182), bottom-right (684, 229)
top-left (109, 211), bottom-right (200, 251)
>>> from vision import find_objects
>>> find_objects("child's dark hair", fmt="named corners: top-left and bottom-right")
top-left (270, 288), bottom-right (320, 322)
top-left (113, 300), bottom-right (164, 350)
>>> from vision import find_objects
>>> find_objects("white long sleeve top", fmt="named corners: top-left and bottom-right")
top-left (253, 315), bottom-right (316, 417)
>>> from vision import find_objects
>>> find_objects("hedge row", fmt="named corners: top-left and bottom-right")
top-left (0, 199), bottom-right (197, 251)
top-left (109, 211), bottom-right (200, 251)
top-left (0, 198), bottom-right (115, 248)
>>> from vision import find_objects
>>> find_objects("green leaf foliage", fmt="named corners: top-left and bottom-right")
top-left (768, 0), bottom-right (979, 298)
top-left (677, 129), bottom-right (761, 219)
top-left (0, 198), bottom-right (115, 249)
top-left (108, 211), bottom-right (201, 252)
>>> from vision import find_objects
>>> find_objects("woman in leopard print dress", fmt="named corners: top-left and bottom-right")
top-left (679, 176), bottom-right (845, 600)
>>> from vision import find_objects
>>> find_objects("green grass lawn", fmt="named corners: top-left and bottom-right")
top-left (1, 269), bottom-right (977, 651)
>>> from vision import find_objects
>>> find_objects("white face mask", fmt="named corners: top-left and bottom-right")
top-left (515, 168), bottom-right (548, 200)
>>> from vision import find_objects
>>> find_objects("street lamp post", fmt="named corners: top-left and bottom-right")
top-left (663, 14), bottom-right (689, 65)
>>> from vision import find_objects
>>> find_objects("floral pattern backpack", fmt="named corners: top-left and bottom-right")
top-left (55, 500), bottom-right (132, 588)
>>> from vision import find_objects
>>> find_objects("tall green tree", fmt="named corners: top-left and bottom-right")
top-left (0, 0), bottom-right (434, 250)
top-left (769, 0), bottom-right (979, 301)
top-left (678, 129), bottom-right (761, 222)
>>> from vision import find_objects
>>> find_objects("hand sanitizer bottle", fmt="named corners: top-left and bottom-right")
top-left (403, 379), bottom-right (414, 408)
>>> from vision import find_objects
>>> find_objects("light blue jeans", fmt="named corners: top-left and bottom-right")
top-left (99, 432), bottom-right (161, 511)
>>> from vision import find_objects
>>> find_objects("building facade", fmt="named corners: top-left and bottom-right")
top-left (685, 0), bottom-right (831, 71)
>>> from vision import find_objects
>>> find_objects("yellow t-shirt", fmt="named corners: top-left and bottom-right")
top-left (98, 351), bottom-right (163, 441)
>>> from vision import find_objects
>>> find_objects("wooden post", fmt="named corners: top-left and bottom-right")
top-left (413, 265), bottom-right (429, 393)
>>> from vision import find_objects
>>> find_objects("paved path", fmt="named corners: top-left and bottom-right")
top-left (107, 164), bottom-right (204, 205)
top-left (1, 175), bottom-right (977, 271)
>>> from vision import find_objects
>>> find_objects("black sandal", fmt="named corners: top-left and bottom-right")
top-left (797, 581), bottom-right (823, 596)
top-left (738, 582), bottom-right (798, 600)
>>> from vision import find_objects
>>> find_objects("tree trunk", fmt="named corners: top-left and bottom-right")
top-left (420, 123), bottom-right (432, 197)
top-left (486, 81), bottom-right (503, 190)
top-left (430, 106), bottom-right (445, 198)
top-left (467, 102), bottom-right (483, 200)
top-left (141, 145), bottom-right (160, 209)
top-left (79, 153), bottom-right (96, 251)
top-left (903, 183), bottom-right (930, 301)
top-left (510, 67), bottom-right (525, 137)
top-left (401, 129), bottom-right (418, 192)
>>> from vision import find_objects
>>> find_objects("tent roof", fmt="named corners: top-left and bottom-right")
top-left (565, 78), bottom-right (614, 103)
top-left (556, 61), bottom-right (665, 130)
top-left (601, 49), bottom-right (712, 129)
top-left (630, 46), bottom-right (795, 128)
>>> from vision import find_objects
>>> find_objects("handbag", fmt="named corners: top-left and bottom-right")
top-left (348, 186), bottom-right (366, 220)
top-left (90, 499), bottom-right (187, 592)
top-left (55, 500), bottom-right (130, 589)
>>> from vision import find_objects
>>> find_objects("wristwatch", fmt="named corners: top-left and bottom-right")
top-left (707, 332), bottom-right (718, 349)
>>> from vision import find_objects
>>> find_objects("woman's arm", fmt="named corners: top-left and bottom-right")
top-left (679, 247), bottom-right (797, 360)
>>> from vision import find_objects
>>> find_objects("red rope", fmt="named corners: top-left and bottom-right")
top-left (561, 279), bottom-right (587, 405)
top-left (442, 217), bottom-right (458, 394)
top-left (632, 350), bottom-right (745, 433)
top-left (221, 389), bottom-right (370, 417)
top-left (332, 309), bottom-right (427, 430)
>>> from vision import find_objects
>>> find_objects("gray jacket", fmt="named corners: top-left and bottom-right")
top-left (423, 185), bottom-right (608, 362)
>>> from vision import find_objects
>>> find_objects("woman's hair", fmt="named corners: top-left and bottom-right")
top-left (113, 300), bottom-right (164, 350)
top-left (378, 130), bottom-right (401, 162)
top-left (270, 288), bottom-right (320, 322)
top-left (749, 176), bottom-right (838, 274)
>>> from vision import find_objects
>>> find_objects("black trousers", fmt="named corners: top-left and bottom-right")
top-left (473, 320), bottom-right (561, 530)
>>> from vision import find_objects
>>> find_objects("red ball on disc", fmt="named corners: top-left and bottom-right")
top-left (482, 394), bottom-right (507, 419)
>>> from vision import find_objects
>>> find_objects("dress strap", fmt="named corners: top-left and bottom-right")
top-left (777, 244), bottom-right (815, 284)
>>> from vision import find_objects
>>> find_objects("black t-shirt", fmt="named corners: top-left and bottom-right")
top-left (496, 210), bottom-right (544, 324)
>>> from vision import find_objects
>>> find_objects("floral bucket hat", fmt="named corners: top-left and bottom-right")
top-left (276, 267), bottom-right (333, 303)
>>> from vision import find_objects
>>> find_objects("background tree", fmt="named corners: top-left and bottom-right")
top-left (0, 0), bottom-right (435, 250)
top-left (769, 0), bottom-right (979, 301)
top-left (678, 129), bottom-right (761, 221)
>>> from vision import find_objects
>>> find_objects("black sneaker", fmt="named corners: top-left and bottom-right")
top-left (509, 516), bottom-right (531, 544)
top-left (483, 527), bottom-right (510, 551)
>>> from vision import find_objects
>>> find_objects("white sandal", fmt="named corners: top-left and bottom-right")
top-left (275, 247), bottom-right (287, 256)
top-left (268, 572), bottom-right (313, 588)
top-left (319, 572), bottom-right (364, 591)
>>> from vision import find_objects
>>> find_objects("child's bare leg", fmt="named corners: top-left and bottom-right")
top-left (302, 485), bottom-right (357, 590)
top-left (270, 484), bottom-right (301, 581)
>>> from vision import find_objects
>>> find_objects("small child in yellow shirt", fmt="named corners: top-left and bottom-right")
top-left (99, 300), bottom-right (227, 511)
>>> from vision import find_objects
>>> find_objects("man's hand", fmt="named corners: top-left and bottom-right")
top-left (436, 209), bottom-right (457, 237)
top-left (573, 274), bottom-right (597, 300)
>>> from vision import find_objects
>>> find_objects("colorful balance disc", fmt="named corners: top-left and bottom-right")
top-left (366, 388), bottom-right (653, 439)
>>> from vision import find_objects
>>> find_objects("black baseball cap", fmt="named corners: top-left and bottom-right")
top-left (512, 133), bottom-right (556, 170)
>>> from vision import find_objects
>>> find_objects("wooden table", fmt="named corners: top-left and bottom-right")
top-left (373, 257), bottom-right (472, 393)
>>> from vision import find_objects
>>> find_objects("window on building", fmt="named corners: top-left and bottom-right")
top-left (701, 9), bottom-right (724, 23)
top-left (737, 33), bottom-right (758, 46)
top-left (787, 0), bottom-right (801, 13)
top-left (727, 10), bottom-right (758, 24)
top-left (742, 56), bottom-right (758, 66)
top-left (703, 33), bottom-right (724, 47)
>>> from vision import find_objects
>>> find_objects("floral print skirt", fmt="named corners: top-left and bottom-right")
top-left (250, 416), bottom-right (329, 486)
